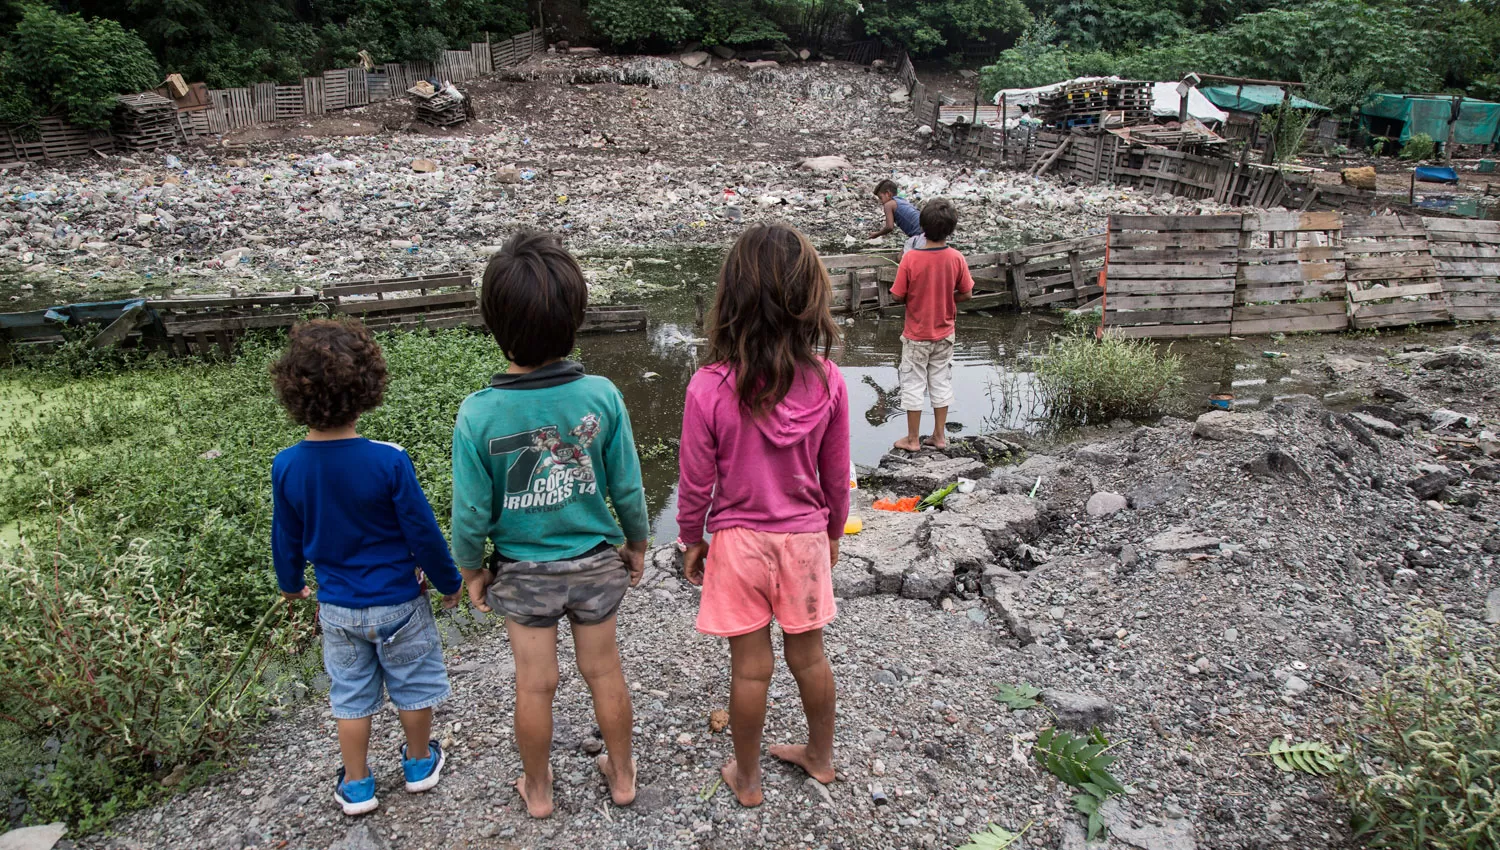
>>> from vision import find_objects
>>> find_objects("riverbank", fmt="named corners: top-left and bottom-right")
top-left (71, 327), bottom-right (1500, 850)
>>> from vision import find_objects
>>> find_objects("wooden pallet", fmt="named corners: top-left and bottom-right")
top-left (323, 69), bottom-right (349, 111)
top-left (1424, 217), bottom-right (1500, 322)
top-left (274, 85), bottom-right (305, 119)
top-left (824, 254), bottom-right (901, 313)
top-left (1232, 211), bottom-right (1348, 335)
top-left (1343, 215), bottom-right (1451, 329)
top-left (303, 76), bottom-right (326, 115)
top-left (1010, 235), bottom-right (1106, 308)
top-left (1102, 214), bottom-right (1243, 338)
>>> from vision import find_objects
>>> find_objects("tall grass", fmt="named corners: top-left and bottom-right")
top-left (0, 328), bottom-right (505, 829)
top-left (1034, 333), bottom-right (1183, 422)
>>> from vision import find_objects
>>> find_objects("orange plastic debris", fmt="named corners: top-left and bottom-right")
top-left (872, 496), bottom-right (921, 513)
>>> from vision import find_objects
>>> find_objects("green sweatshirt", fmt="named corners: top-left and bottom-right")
top-left (451, 362), bottom-right (649, 567)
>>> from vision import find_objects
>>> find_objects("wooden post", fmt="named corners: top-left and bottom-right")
top-left (1262, 87), bottom-right (1288, 165)
top-left (1000, 95), bottom-right (1008, 165)
top-left (1445, 95), bottom-right (1460, 160)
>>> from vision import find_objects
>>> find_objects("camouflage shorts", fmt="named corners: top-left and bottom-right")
top-left (486, 543), bottom-right (630, 629)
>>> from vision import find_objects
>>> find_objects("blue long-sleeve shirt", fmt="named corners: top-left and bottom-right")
top-left (272, 437), bottom-right (462, 608)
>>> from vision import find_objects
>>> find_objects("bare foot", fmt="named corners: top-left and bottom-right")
top-left (770, 744), bottom-right (836, 784)
top-left (721, 759), bottom-right (763, 807)
top-left (596, 754), bottom-right (637, 806)
top-left (892, 436), bottom-right (922, 452)
top-left (922, 435), bottom-right (948, 450)
top-left (515, 768), bottom-right (554, 819)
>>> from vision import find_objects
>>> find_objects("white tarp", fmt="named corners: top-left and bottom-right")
top-left (1150, 82), bottom-right (1228, 124)
top-left (991, 76), bottom-right (1121, 108)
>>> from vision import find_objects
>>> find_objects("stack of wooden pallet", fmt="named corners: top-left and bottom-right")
top-left (114, 93), bottom-right (178, 152)
top-left (415, 90), bottom-right (468, 127)
top-left (1035, 80), bottom-right (1152, 130)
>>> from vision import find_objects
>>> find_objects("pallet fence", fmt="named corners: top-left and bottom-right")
top-left (1090, 212), bottom-right (1500, 337)
top-left (0, 29), bottom-right (545, 163)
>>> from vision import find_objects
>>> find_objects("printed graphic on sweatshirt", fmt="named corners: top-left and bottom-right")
top-left (487, 413), bottom-right (603, 511)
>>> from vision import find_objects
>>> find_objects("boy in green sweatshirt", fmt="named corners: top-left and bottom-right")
top-left (451, 230), bottom-right (649, 819)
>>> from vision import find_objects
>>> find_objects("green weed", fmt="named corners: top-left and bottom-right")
top-left (1343, 609), bottom-right (1500, 850)
top-left (1034, 333), bottom-right (1183, 423)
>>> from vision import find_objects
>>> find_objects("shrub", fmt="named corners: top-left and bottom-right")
top-left (1400, 133), bottom-right (1437, 161)
top-left (587, 0), bottom-right (698, 46)
top-left (1034, 332), bottom-right (1182, 422)
top-left (1344, 609), bottom-right (1500, 850)
top-left (0, 4), bottom-right (160, 128)
top-left (0, 509), bottom-right (294, 829)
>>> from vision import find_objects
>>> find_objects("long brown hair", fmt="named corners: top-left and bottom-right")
top-left (705, 223), bottom-right (840, 414)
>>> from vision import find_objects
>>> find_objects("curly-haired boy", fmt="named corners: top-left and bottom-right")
top-left (270, 318), bottom-right (463, 816)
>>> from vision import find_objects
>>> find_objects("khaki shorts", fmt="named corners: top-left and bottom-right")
top-left (899, 334), bottom-right (956, 411)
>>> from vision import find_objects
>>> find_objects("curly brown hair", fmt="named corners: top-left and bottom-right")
top-left (270, 319), bottom-right (388, 431)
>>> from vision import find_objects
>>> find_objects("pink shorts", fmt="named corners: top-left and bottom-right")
top-left (696, 527), bottom-right (838, 638)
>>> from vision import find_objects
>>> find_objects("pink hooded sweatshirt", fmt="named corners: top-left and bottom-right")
top-left (676, 360), bottom-right (850, 546)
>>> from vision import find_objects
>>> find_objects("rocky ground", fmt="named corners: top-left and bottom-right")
top-left (64, 332), bottom-right (1500, 850)
top-left (0, 51), bottom-right (1231, 308)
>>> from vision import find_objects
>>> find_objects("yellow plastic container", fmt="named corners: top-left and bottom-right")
top-left (844, 515), bottom-right (864, 535)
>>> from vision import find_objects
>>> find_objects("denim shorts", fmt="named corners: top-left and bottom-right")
top-left (319, 596), bottom-right (451, 720)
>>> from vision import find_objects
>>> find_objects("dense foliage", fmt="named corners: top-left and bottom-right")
top-left (0, 329), bottom-right (503, 828)
top-left (1035, 333), bottom-right (1183, 422)
top-left (0, 4), bottom-right (159, 128)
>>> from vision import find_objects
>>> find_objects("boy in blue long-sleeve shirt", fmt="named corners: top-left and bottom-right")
top-left (271, 319), bottom-right (462, 817)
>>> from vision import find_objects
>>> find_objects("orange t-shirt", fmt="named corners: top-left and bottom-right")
top-left (890, 246), bottom-right (975, 341)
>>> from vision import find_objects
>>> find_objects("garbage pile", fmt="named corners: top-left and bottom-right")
top-left (0, 56), bottom-right (1238, 297)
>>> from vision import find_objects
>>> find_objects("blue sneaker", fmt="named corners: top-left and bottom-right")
top-left (401, 740), bottom-right (445, 793)
top-left (334, 767), bottom-right (379, 816)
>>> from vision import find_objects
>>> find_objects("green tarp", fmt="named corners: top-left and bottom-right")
top-left (1360, 93), bottom-right (1500, 145)
top-left (1200, 84), bottom-right (1329, 115)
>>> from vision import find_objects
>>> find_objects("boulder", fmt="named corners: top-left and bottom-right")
top-left (710, 45), bottom-right (736, 60)
top-left (933, 492), bottom-right (1041, 550)
top-left (832, 558), bottom-right (879, 598)
top-left (1192, 409), bottom-right (1276, 441)
top-left (1342, 166), bottom-right (1377, 190)
top-left (1127, 474), bottom-right (1189, 510)
top-left (927, 521), bottom-right (993, 569)
top-left (0, 824), bottom-right (67, 850)
top-left (796, 155), bottom-right (853, 173)
top-left (1350, 411), bottom-right (1404, 440)
top-left (1075, 443), bottom-right (1124, 466)
top-left (410, 158), bottom-right (437, 173)
top-left (871, 454), bottom-right (986, 493)
top-left (1407, 470), bottom-right (1454, 500)
top-left (745, 60), bottom-right (780, 71)
top-left (680, 51), bottom-right (711, 69)
top-left (1040, 689), bottom-right (1116, 730)
top-left (328, 825), bottom-right (391, 850)
top-left (900, 555), bottom-right (954, 600)
top-left (1086, 491), bottom-right (1127, 517)
top-left (1146, 526), bottom-right (1221, 553)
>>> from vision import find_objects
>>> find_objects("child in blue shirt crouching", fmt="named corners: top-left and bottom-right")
top-left (270, 318), bottom-right (463, 816)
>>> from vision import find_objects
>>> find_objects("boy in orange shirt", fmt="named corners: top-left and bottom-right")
top-left (889, 199), bottom-right (973, 451)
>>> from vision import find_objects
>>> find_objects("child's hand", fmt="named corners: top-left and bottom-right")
top-left (281, 587), bottom-right (311, 603)
top-left (829, 537), bottom-right (841, 567)
top-left (682, 542), bottom-right (709, 586)
top-left (460, 567), bottom-right (493, 613)
top-left (440, 590), bottom-right (462, 609)
top-left (620, 540), bottom-right (648, 587)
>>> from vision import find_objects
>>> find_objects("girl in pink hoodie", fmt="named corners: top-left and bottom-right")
top-left (677, 223), bottom-right (850, 807)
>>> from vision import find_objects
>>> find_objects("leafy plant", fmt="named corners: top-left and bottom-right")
top-left (1252, 738), bottom-right (1345, 775)
top-left (0, 4), bottom-right (160, 128)
top-left (919, 481), bottom-right (960, 510)
top-left (1034, 726), bottom-right (1126, 840)
top-left (1343, 609), bottom-right (1500, 850)
top-left (1399, 133), bottom-right (1436, 162)
top-left (979, 18), bottom-right (1070, 94)
top-left (1034, 333), bottom-right (1183, 423)
top-left (957, 820), bottom-right (1031, 850)
top-left (994, 682), bottom-right (1042, 711)
top-left (1263, 104), bottom-right (1314, 163)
